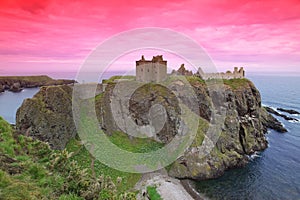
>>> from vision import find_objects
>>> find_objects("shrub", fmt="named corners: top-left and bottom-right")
top-left (147, 186), bottom-right (162, 200)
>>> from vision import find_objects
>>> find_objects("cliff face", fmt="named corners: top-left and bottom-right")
top-left (15, 77), bottom-right (285, 180)
top-left (96, 78), bottom-right (284, 180)
top-left (16, 85), bottom-right (76, 150)
top-left (0, 75), bottom-right (75, 93)
top-left (168, 80), bottom-right (269, 180)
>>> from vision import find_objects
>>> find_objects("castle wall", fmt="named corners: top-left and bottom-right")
top-left (198, 67), bottom-right (245, 80)
top-left (136, 57), bottom-right (167, 82)
top-left (155, 62), bottom-right (167, 82)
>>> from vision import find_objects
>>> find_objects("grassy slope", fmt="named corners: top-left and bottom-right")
top-left (0, 112), bottom-right (163, 199)
top-left (222, 78), bottom-right (251, 90)
top-left (0, 116), bottom-right (59, 199)
top-left (65, 136), bottom-right (144, 194)
top-left (0, 116), bottom-right (137, 199)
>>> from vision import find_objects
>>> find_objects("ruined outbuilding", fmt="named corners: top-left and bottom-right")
top-left (196, 67), bottom-right (245, 80)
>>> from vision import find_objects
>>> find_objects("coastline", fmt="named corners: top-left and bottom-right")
top-left (180, 179), bottom-right (206, 200)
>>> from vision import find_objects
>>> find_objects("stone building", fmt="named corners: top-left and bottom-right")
top-left (136, 55), bottom-right (167, 82)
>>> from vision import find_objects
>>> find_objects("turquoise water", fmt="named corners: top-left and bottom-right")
top-left (195, 75), bottom-right (300, 200)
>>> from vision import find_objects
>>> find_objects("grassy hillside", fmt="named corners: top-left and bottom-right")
top-left (0, 116), bottom-right (136, 200)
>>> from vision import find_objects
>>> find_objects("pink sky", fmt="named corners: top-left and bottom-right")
top-left (0, 0), bottom-right (300, 77)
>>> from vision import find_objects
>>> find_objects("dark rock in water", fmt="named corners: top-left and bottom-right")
top-left (0, 84), bottom-right (4, 93)
top-left (16, 85), bottom-right (76, 150)
top-left (4, 84), bottom-right (10, 90)
top-left (261, 108), bottom-right (287, 133)
top-left (277, 108), bottom-right (300, 115)
top-left (9, 82), bottom-right (23, 92)
top-left (264, 106), bottom-right (298, 122)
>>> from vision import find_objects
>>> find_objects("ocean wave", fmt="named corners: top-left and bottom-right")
top-left (248, 151), bottom-right (261, 161)
top-left (288, 120), bottom-right (300, 124)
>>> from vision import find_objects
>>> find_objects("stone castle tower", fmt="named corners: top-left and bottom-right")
top-left (136, 55), bottom-right (167, 82)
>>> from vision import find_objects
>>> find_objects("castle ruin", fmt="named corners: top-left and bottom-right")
top-left (136, 55), bottom-right (245, 82)
top-left (136, 55), bottom-right (167, 82)
top-left (196, 67), bottom-right (245, 80)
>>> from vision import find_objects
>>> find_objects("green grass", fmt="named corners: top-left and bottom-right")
top-left (0, 169), bottom-right (45, 200)
top-left (95, 92), bottom-right (104, 101)
top-left (65, 137), bottom-right (142, 193)
top-left (0, 117), bottom-right (16, 157)
top-left (175, 75), bottom-right (250, 90)
top-left (64, 129), bottom-right (164, 193)
top-left (0, 116), bottom-right (138, 199)
top-left (58, 194), bottom-right (84, 200)
top-left (147, 186), bottom-right (162, 200)
top-left (109, 131), bottom-right (164, 153)
top-left (190, 118), bottom-right (209, 147)
top-left (102, 75), bottom-right (135, 84)
top-left (185, 75), bottom-right (206, 85)
top-left (223, 78), bottom-right (250, 89)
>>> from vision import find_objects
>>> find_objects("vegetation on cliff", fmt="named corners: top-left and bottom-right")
top-left (0, 75), bottom-right (75, 93)
top-left (0, 116), bottom-right (137, 199)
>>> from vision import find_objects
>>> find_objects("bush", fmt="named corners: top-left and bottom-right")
top-left (147, 186), bottom-right (162, 200)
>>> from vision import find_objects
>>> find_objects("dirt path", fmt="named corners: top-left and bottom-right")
top-left (134, 170), bottom-right (199, 200)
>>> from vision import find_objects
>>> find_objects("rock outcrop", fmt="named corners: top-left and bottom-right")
top-left (0, 75), bottom-right (75, 93)
top-left (172, 64), bottom-right (193, 76)
top-left (166, 79), bottom-right (271, 180)
top-left (265, 106), bottom-right (298, 122)
top-left (16, 85), bottom-right (76, 150)
top-left (0, 84), bottom-right (4, 93)
top-left (261, 108), bottom-right (288, 133)
top-left (277, 107), bottom-right (300, 115)
top-left (9, 82), bottom-right (22, 92)
top-left (15, 76), bottom-right (286, 180)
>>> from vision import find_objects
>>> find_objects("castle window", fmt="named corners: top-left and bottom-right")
top-left (148, 69), bottom-right (149, 72)
top-left (141, 69), bottom-right (143, 72)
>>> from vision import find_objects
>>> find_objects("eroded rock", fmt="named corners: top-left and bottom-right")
top-left (16, 85), bottom-right (76, 150)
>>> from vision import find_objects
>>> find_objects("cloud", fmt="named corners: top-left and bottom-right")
top-left (0, 0), bottom-right (300, 73)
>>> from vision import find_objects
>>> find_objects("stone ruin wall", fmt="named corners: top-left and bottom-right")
top-left (197, 67), bottom-right (245, 80)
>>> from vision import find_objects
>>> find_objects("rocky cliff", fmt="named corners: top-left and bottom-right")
top-left (167, 78), bottom-right (279, 180)
top-left (15, 76), bottom-right (285, 180)
top-left (16, 85), bottom-right (76, 150)
top-left (0, 75), bottom-right (75, 93)
top-left (96, 77), bottom-right (286, 180)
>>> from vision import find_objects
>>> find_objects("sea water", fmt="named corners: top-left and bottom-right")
top-left (195, 75), bottom-right (300, 200)
top-left (0, 88), bottom-right (40, 124)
